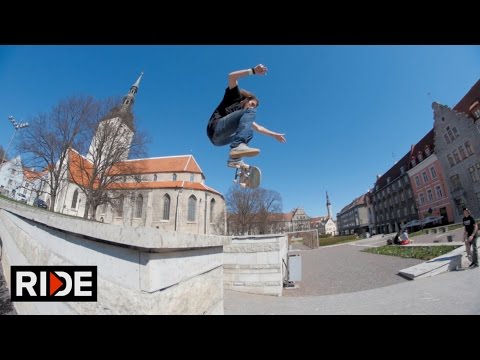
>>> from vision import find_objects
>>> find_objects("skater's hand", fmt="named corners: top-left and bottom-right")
top-left (253, 64), bottom-right (268, 75)
top-left (274, 133), bottom-right (286, 143)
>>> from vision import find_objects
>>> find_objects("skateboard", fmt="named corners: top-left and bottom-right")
top-left (232, 163), bottom-right (261, 189)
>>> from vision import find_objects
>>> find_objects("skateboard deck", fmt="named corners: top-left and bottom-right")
top-left (232, 163), bottom-right (261, 189)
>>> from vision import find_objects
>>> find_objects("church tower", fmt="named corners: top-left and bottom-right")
top-left (326, 191), bottom-right (332, 219)
top-left (87, 72), bottom-right (143, 163)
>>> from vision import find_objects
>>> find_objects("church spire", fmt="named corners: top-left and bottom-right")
top-left (326, 191), bottom-right (332, 219)
top-left (120, 71), bottom-right (143, 113)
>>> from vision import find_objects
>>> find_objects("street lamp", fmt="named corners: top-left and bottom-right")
top-left (1, 116), bottom-right (29, 169)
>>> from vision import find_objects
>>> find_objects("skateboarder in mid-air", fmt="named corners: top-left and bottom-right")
top-left (206, 64), bottom-right (286, 169)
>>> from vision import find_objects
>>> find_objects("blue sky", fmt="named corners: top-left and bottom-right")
top-left (0, 45), bottom-right (479, 218)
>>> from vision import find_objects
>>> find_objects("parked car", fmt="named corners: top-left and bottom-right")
top-left (33, 198), bottom-right (48, 209)
top-left (16, 193), bottom-right (28, 203)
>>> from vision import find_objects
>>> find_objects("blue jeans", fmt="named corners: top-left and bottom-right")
top-left (210, 108), bottom-right (256, 149)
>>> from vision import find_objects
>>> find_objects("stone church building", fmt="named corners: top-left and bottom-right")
top-left (45, 73), bottom-right (226, 235)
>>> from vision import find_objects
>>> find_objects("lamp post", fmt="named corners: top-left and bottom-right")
top-left (1, 116), bottom-right (29, 169)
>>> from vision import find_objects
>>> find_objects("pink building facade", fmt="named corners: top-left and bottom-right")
top-left (407, 151), bottom-right (453, 224)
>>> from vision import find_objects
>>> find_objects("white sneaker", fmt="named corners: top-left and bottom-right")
top-left (229, 143), bottom-right (260, 158)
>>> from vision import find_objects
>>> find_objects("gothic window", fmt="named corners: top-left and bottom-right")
top-left (116, 195), bottom-right (124, 217)
top-left (134, 194), bottom-right (143, 218)
top-left (210, 198), bottom-right (215, 223)
top-left (71, 189), bottom-right (79, 209)
top-left (163, 194), bottom-right (170, 220)
top-left (188, 195), bottom-right (197, 222)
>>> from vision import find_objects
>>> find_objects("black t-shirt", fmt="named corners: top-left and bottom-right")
top-left (206, 86), bottom-right (244, 139)
top-left (463, 215), bottom-right (476, 236)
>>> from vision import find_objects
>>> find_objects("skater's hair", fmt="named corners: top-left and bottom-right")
top-left (240, 89), bottom-right (260, 107)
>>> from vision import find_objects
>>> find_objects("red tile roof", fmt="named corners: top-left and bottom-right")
top-left (453, 79), bottom-right (480, 116)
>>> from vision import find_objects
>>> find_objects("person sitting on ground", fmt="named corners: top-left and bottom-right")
top-left (399, 228), bottom-right (411, 245)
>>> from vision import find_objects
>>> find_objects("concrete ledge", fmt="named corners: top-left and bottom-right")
top-left (0, 198), bottom-right (230, 249)
top-left (398, 246), bottom-right (464, 280)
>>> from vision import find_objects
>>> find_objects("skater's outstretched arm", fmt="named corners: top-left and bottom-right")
top-left (228, 64), bottom-right (268, 89)
top-left (253, 122), bottom-right (286, 143)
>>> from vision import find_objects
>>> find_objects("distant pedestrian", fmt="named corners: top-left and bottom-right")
top-left (399, 228), bottom-right (411, 245)
top-left (463, 207), bottom-right (478, 268)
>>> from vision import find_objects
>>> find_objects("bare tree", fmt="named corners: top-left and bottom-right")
top-left (70, 98), bottom-right (149, 219)
top-left (225, 186), bottom-right (282, 235)
top-left (0, 145), bottom-right (6, 164)
top-left (16, 96), bottom-right (101, 211)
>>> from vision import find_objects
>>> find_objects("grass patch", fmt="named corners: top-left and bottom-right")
top-left (319, 236), bottom-right (358, 247)
top-left (363, 245), bottom-right (460, 260)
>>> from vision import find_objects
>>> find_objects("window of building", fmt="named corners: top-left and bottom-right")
top-left (427, 189), bottom-right (434, 202)
top-left (454, 198), bottom-right (465, 216)
top-left (425, 146), bottom-right (431, 156)
top-left (447, 155), bottom-right (455, 167)
top-left (134, 194), bottom-right (143, 218)
top-left (173, 173), bottom-right (177, 181)
top-left (450, 174), bottom-right (462, 191)
top-left (411, 204), bottom-right (416, 214)
top-left (445, 126), bottom-right (456, 142)
top-left (71, 189), bottom-right (79, 209)
top-left (210, 198), bottom-right (215, 223)
top-left (415, 176), bottom-right (421, 187)
top-left (153, 174), bottom-right (157, 181)
top-left (469, 166), bottom-right (479, 183)
top-left (188, 195), bottom-right (197, 222)
top-left (452, 126), bottom-right (459, 138)
top-left (419, 193), bottom-right (425, 205)
top-left (469, 100), bottom-right (480, 119)
top-left (476, 192), bottom-right (480, 209)
top-left (116, 195), bottom-right (124, 218)
top-left (403, 207), bottom-right (408, 216)
top-left (443, 133), bottom-right (451, 145)
top-left (429, 166), bottom-right (437, 179)
top-left (415, 176), bottom-right (420, 188)
top-left (411, 157), bottom-right (417, 166)
top-left (477, 163), bottom-right (480, 179)
top-left (417, 151), bottom-right (423, 162)
top-left (190, 174), bottom-right (194, 182)
top-left (465, 141), bottom-right (474, 156)
top-left (163, 194), bottom-right (170, 220)
top-left (422, 172), bottom-right (429, 183)
top-left (452, 150), bottom-right (461, 164)
top-left (435, 185), bottom-right (443, 198)
top-left (473, 108), bottom-right (480, 120)
top-left (459, 146), bottom-right (467, 160)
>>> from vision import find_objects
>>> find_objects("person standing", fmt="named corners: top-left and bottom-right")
top-left (463, 207), bottom-right (479, 268)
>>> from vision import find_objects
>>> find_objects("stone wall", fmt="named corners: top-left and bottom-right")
top-left (0, 197), bottom-right (229, 314)
top-left (223, 234), bottom-right (288, 296)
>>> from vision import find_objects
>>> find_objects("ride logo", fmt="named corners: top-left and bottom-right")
top-left (11, 266), bottom-right (97, 302)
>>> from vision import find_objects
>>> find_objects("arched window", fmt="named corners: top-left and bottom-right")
top-left (153, 174), bottom-right (157, 181)
top-left (188, 195), bottom-right (197, 222)
top-left (210, 198), bottom-right (215, 223)
top-left (163, 194), bottom-right (171, 220)
top-left (173, 173), bottom-right (177, 181)
top-left (71, 189), bottom-right (79, 209)
top-left (116, 195), bottom-right (124, 217)
top-left (134, 194), bottom-right (143, 218)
